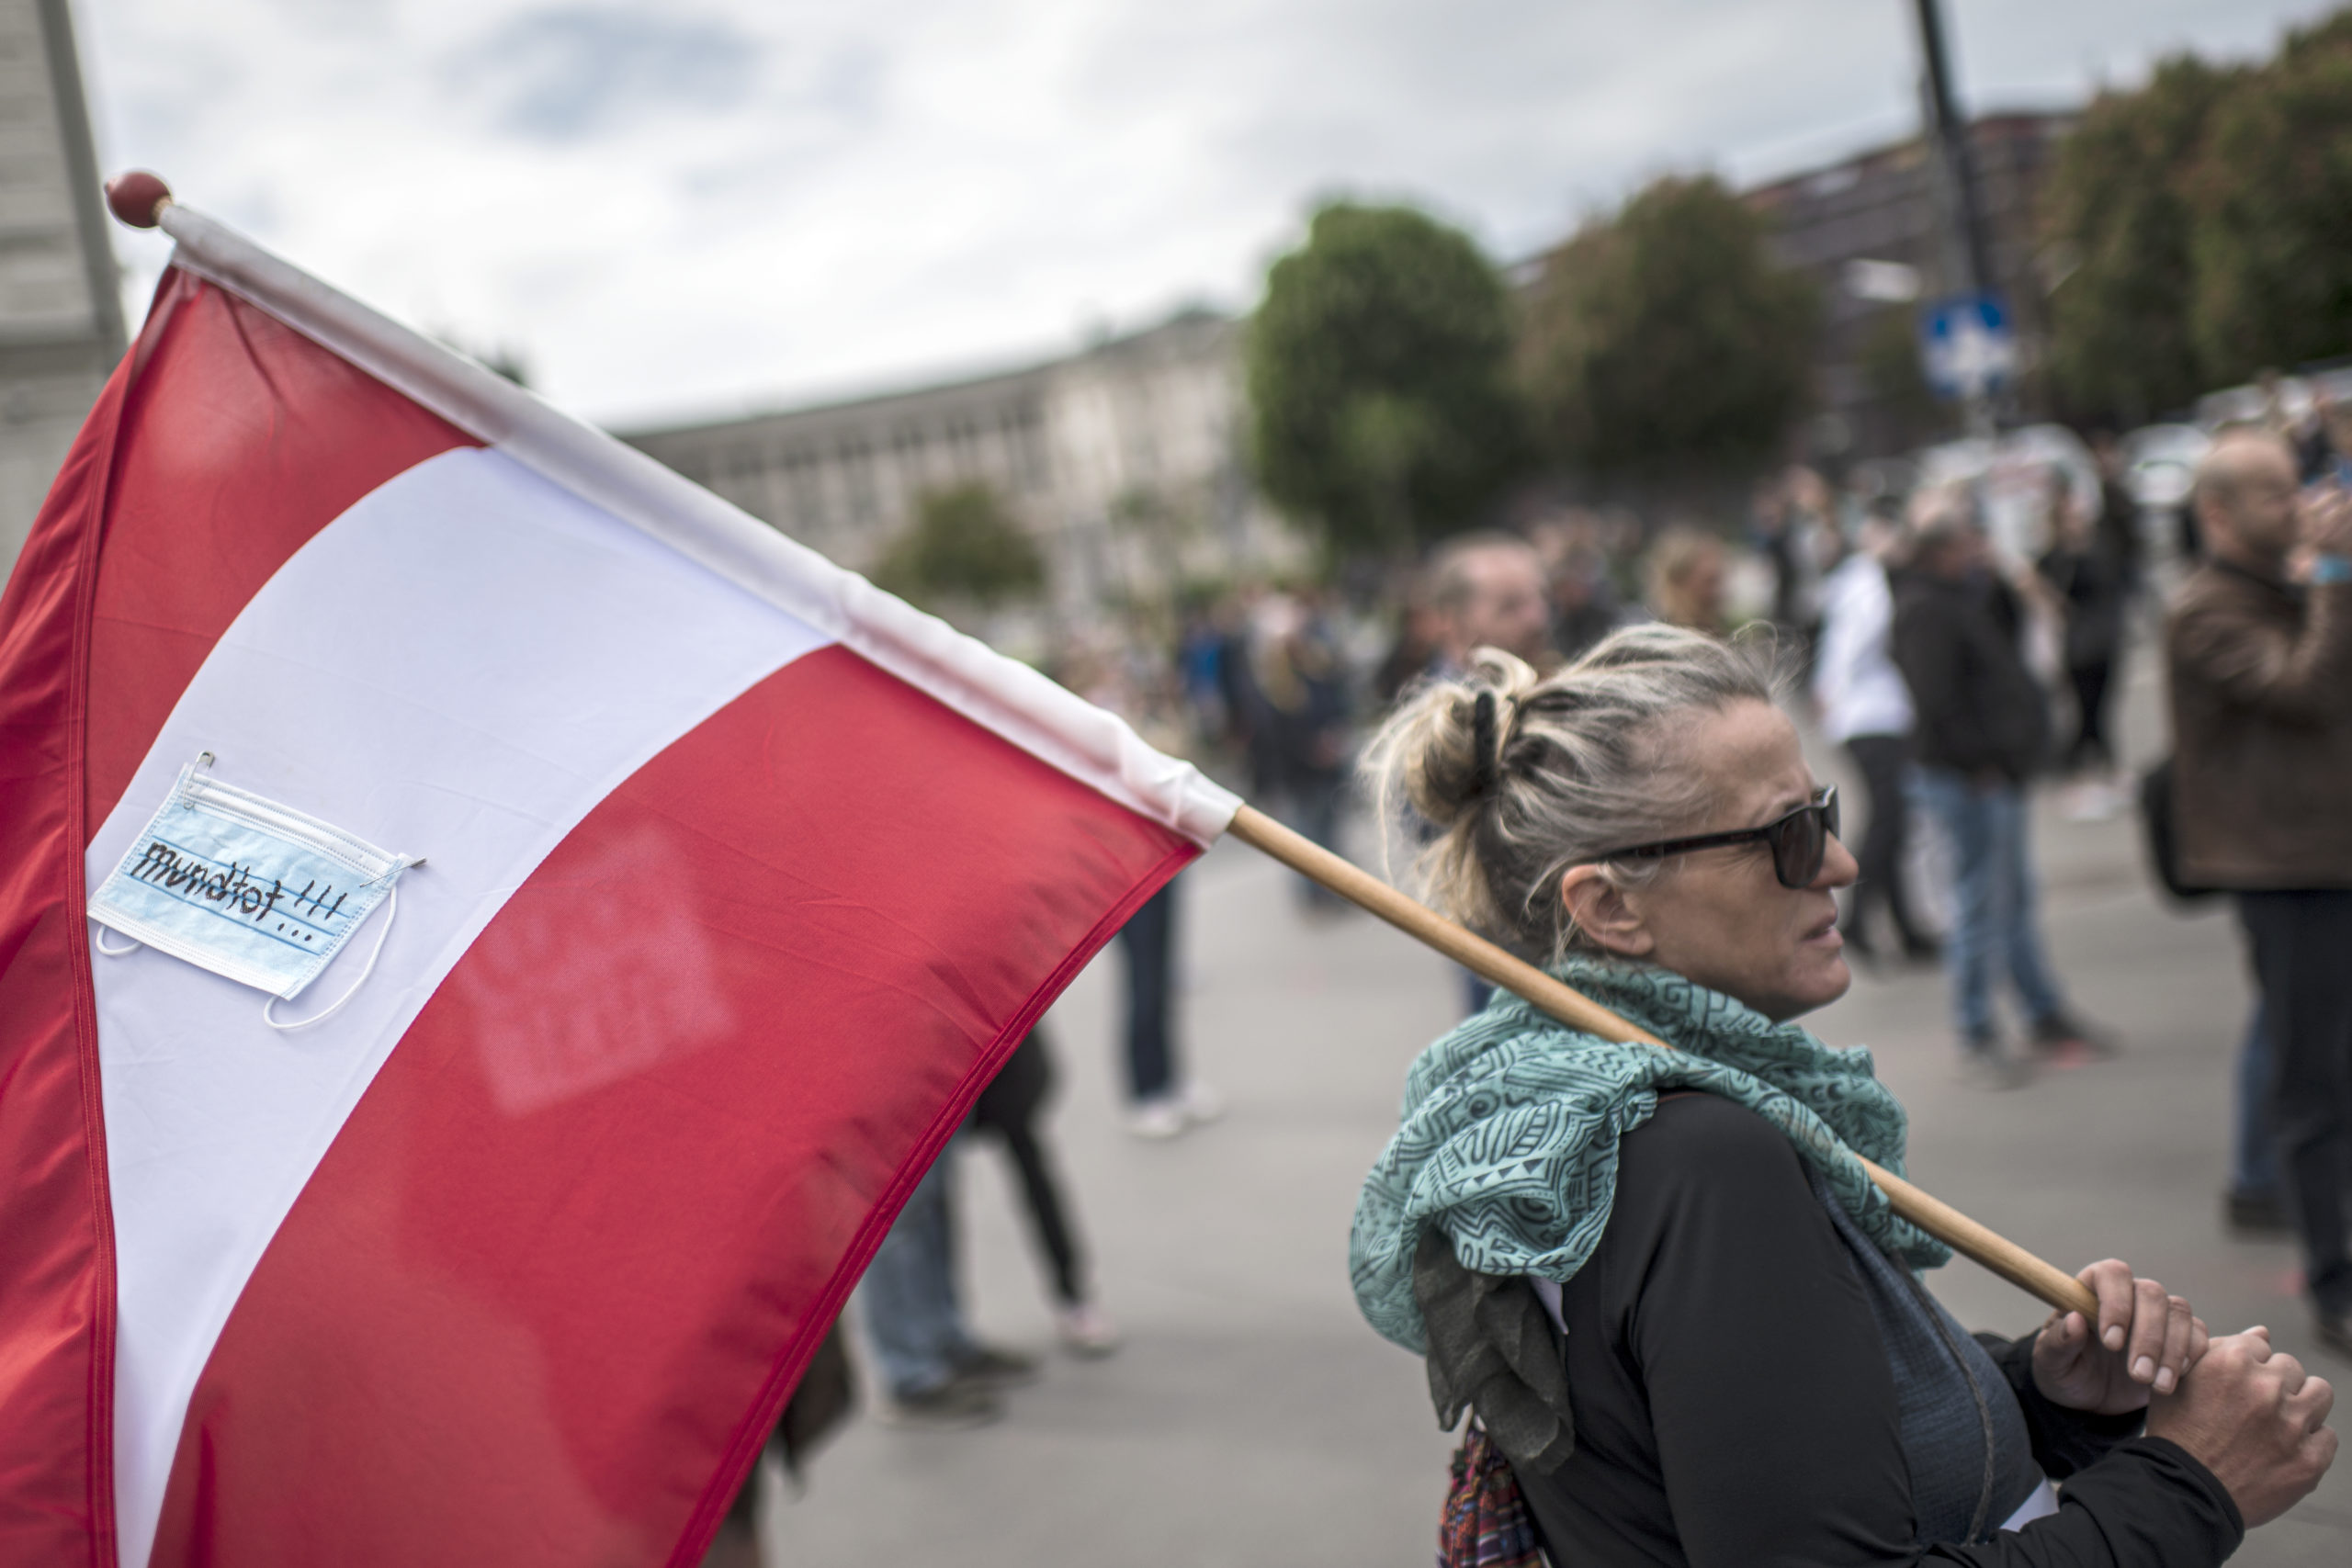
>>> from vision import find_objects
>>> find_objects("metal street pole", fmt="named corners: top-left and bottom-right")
top-left (1910, 0), bottom-right (1996, 436)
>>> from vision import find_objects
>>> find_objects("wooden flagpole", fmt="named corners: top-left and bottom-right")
top-left (1226, 804), bottom-right (2099, 1320)
top-left (96, 164), bottom-right (2088, 1322)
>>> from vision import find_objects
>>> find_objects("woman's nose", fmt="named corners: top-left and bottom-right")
top-left (1813, 831), bottom-right (1860, 891)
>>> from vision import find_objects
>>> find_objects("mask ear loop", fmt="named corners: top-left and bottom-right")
top-left (263, 883), bottom-right (400, 1032)
top-left (93, 752), bottom-right (214, 959)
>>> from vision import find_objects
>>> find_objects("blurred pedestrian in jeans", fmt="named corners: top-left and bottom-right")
top-left (1064, 643), bottom-right (1222, 1142)
top-left (2167, 428), bottom-right (2352, 1357)
top-left (856, 1145), bottom-right (1037, 1429)
top-left (1815, 504), bottom-right (1934, 964)
top-left (2036, 481), bottom-right (2132, 819)
top-left (1113, 878), bottom-right (1221, 1138)
top-left (1891, 503), bottom-right (2102, 1088)
top-left (2227, 999), bottom-right (2285, 1234)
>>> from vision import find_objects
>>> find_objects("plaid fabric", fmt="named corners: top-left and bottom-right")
top-left (1437, 1423), bottom-right (1544, 1568)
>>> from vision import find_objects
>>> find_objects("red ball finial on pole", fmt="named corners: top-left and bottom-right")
top-left (106, 171), bottom-right (174, 229)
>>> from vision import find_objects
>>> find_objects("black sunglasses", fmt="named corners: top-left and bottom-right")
top-left (1592, 786), bottom-right (1840, 890)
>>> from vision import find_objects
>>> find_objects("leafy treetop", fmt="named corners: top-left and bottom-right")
top-left (1248, 202), bottom-right (1524, 555)
top-left (2043, 10), bottom-right (2352, 423)
top-left (1520, 175), bottom-right (1817, 481)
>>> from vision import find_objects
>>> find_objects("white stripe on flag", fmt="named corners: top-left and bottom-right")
top-left (161, 205), bottom-right (1239, 843)
top-left (88, 446), bottom-right (831, 1568)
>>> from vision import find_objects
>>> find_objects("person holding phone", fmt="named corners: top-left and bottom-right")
top-left (2168, 427), bottom-right (2352, 1358)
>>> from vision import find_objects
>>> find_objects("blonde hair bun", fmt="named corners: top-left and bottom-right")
top-left (1363, 625), bottom-right (1774, 956)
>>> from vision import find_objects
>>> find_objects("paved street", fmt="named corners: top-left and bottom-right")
top-left (763, 660), bottom-right (2351, 1564)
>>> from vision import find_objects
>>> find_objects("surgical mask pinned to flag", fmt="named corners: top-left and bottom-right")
top-left (88, 759), bottom-right (421, 1030)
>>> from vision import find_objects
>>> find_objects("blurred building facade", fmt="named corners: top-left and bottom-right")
top-left (1744, 110), bottom-right (2077, 459)
top-left (1, 0), bottom-right (121, 578)
top-left (620, 309), bottom-right (1302, 628)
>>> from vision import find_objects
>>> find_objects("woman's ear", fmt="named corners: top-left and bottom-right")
top-left (1560, 864), bottom-right (1654, 957)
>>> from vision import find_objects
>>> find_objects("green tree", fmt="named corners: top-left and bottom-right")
top-left (872, 482), bottom-right (1046, 612)
top-left (2189, 14), bottom-right (2352, 384)
top-left (1521, 175), bottom-right (1816, 481)
top-left (1248, 202), bottom-right (1524, 555)
top-left (2041, 55), bottom-right (2242, 424)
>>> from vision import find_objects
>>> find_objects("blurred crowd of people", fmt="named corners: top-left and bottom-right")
top-left (1088, 455), bottom-right (2157, 1084)
top-left (1082, 421), bottom-right (2352, 1270)
top-left (803, 408), bottom-right (2352, 1537)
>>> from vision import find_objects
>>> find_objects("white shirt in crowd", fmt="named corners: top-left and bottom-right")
top-left (1813, 553), bottom-right (1915, 745)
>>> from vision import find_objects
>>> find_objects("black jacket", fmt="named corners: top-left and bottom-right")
top-left (2037, 544), bottom-right (2128, 671)
top-left (1891, 570), bottom-right (2051, 783)
top-left (1521, 1096), bottom-right (2241, 1567)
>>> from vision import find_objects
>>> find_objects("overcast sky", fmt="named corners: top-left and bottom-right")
top-left (75, 0), bottom-right (2343, 428)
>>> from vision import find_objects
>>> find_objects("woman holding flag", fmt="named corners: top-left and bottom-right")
top-left (1349, 626), bottom-right (2334, 1565)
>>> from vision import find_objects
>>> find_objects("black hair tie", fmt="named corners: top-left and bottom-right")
top-left (1471, 690), bottom-right (1499, 800)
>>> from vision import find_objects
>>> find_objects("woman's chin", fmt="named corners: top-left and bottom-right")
top-left (1775, 950), bottom-right (1853, 1020)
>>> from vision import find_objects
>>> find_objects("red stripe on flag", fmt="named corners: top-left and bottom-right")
top-left (85, 270), bottom-right (479, 834)
top-left (0, 265), bottom-right (474, 1566)
top-left (0, 355), bottom-right (130, 1568)
top-left (147, 646), bottom-right (1193, 1567)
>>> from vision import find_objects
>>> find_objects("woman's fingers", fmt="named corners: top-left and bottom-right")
top-left (2030, 1310), bottom-right (2088, 1404)
top-left (2299, 1376), bottom-right (2335, 1433)
top-left (2079, 1259), bottom-right (2136, 1352)
top-left (2153, 1295), bottom-right (2195, 1394)
top-left (2125, 1276), bottom-right (2173, 1384)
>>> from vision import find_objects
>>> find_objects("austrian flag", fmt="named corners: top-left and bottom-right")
top-left (0, 187), bottom-right (1237, 1567)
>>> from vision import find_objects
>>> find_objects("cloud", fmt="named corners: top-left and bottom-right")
top-left (73, 0), bottom-right (2346, 428)
top-left (443, 6), bottom-right (763, 141)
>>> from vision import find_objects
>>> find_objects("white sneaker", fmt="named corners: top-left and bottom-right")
top-left (1055, 1302), bottom-right (1122, 1359)
top-left (2062, 781), bottom-right (2121, 823)
top-left (1178, 1080), bottom-right (1226, 1126)
top-left (1125, 1097), bottom-right (1187, 1140)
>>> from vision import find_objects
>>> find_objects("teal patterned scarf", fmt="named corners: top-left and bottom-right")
top-left (1351, 955), bottom-right (1950, 1353)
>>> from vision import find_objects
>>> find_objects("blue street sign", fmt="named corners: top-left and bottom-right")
top-left (1919, 292), bottom-right (2017, 401)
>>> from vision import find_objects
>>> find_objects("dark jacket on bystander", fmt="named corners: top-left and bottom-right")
top-left (2165, 560), bottom-right (2352, 889)
top-left (1891, 571), bottom-right (2050, 784)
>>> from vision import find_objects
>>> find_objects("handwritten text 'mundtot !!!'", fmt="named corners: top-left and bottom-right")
top-left (129, 840), bottom-right (351, 939)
